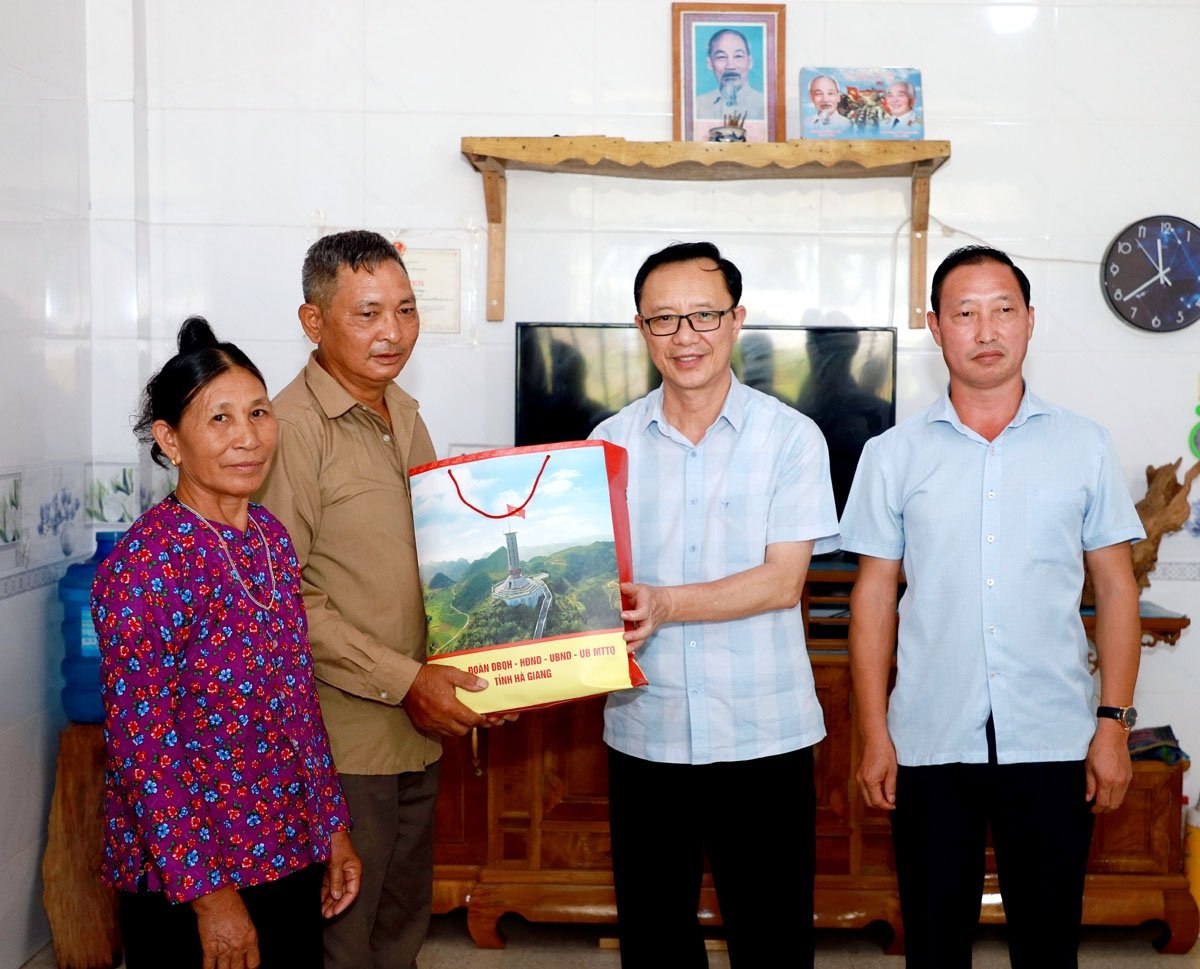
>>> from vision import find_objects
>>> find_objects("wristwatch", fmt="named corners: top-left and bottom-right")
top-left (1096, 705), bottom-right (1138, 730)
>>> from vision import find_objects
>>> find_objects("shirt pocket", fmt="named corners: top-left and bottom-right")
top-left (720, 491), bottom-right (772, 567)
top-left (1025, 486), bottom-right (1085, 564)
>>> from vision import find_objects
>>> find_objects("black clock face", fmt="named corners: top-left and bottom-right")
top-left (1101, 216), bottom-right (1200, 332)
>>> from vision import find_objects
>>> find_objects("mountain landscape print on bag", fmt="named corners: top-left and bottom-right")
top-left (410, 447), bottom-right (623, 656)
top-left (423, 537), bottom-right (621, 655)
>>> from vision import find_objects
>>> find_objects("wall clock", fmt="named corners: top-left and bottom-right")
top-left (1101, 215), bottom-right (1200, 332)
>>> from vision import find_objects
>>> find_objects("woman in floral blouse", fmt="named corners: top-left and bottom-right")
top-left (92, 317), bottom-right (360, 969)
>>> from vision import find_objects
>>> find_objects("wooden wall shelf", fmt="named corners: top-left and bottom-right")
top-left (460, 136), bottom-right (952, 327)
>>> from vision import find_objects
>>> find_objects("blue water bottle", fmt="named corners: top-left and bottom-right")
top-left (58, 531), bottom-right (122, 723)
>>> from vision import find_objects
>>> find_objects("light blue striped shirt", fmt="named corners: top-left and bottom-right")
top-left (839, 387), bottom-right (1145, 766)
top-left (590, 376), bottom-right (840, 765)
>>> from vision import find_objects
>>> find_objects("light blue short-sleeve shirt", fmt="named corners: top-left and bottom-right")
top-left (590, 375), bottom-right (840, 765)
top-left (839, 387), bottom-right (1145, 766)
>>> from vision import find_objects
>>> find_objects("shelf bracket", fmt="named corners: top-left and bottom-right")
top-left (481, 168), bottom-right (507, 321)
top-left (909, 161), bottom-right (935, 329)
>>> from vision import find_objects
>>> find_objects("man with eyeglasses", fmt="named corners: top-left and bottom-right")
top-left (589, 242), bottom-right (839, 969)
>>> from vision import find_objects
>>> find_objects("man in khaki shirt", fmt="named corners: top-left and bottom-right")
top-left (257, 230), bottom-right (491, 969)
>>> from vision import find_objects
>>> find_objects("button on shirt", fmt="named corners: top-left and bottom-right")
top-left (839, 388), bottom-right (1145, 767)
top-left (590, 377), bottom-right (840, 765)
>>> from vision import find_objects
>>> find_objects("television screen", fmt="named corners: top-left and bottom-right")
top-left (515, 322), bottom-right (896, 519)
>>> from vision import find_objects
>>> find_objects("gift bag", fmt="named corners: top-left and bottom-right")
top-left (409, 440), bottom-right (647, 715)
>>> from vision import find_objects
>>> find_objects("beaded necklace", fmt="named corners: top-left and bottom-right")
top-left (174, 494), bottom-right (277, 612)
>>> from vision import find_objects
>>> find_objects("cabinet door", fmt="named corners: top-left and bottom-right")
top-left (540, 696), bottom-right (614, 869)
top-left (434, 728), bottom-right (489, 867)
top-left (1088, 763), bottom-right (1180, 874)
top-left (813, 658), bottom-right (852, 874)
top-left (485, 696), bottom-right (613, 870)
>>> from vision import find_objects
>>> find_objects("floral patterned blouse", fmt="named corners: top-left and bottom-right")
top-left (92, 496), bottom-right (349, 903)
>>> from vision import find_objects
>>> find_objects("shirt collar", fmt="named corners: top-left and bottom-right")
top-left (643, 372), bottom-right (745, 438)
top-left (927, 382), bottom-right (1050, 435)
top-left (720, 374), bottom-right (748, 431)
top-left (302, 351), bottom-right (416, 421)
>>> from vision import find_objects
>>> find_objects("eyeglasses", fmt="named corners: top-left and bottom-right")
top-left (640, 306), bottom-right (736, 337)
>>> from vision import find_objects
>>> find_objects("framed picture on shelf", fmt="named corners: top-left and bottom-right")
top-left (672, 3), bottom-right (786, 143)
top-left (800, 67), bottom-right (925, 140)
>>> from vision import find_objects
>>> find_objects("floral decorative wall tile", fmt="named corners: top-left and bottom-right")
top-left (0, 472), bottom-right (22, 573)
top-left (86, 462), bottom-right (138, 527)
top-left (25, 462), bottom-right (89, 564)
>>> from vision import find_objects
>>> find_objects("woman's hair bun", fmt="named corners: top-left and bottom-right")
top-left (177, 315), bottom-right (220, 355)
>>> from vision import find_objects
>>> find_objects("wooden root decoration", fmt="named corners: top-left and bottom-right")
top-left (1082, 458), bottom-right (1200, 608)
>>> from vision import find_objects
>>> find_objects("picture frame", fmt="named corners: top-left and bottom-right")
top-left (800, 67), bottom-right (925, 141)
top-left (672, 3), bottom-right (786, 143)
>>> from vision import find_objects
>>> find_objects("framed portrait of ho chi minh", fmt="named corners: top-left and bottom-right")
top-left (672, 3), bottom-right (786, 144)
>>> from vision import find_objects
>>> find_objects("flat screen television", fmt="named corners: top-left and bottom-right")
top-left (515, 322), bottom-right (897, 523)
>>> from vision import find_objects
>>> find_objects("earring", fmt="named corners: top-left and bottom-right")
top-left (171, 456), bottom-right (181, 467)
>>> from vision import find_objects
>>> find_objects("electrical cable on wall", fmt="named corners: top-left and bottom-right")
top-left (887, 214), bottom-right (1101, 328)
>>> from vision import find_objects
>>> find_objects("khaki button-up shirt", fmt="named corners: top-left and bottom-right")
top-left (257, 354), bottom-right (440, 775)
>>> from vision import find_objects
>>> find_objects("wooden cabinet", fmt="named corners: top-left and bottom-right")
top-left (434, 696), bottom-right (623, 947)
top-left (433, 567), bottom-right (1197, 953)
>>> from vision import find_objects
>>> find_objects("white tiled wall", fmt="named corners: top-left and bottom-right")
top-left (121, 0), bottom-right (1200, 771)
top-left (2, 0), bottom-right (1200, 963)
top-left (0, 0), bottom-right (89, 963)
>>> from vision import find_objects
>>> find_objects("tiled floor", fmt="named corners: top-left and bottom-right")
top-left (21, 913), bottom-right (1200, 968)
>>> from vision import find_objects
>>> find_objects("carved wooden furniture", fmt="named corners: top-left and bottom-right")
top-left (432, 564), bottom-right (1197, 953)
top-left (460, 137), bottom-right (952, 328)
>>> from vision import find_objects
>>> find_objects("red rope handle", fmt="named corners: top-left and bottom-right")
top-left (446, 454), bottom-right (552, 519)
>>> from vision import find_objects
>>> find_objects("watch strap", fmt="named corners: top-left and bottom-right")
top-left (1096, 705), bottom-right (1136, 729)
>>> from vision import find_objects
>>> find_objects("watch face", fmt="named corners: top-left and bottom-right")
top-left (1101, 216), bottom-right (1200, 332)
top-left (1123, 706), bottom-right (1138, 730)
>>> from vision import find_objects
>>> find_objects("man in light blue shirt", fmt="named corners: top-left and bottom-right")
top-left (590, 242), bottom-right (838, 969)
top-left (841, 246), bottom-right (1144, 969)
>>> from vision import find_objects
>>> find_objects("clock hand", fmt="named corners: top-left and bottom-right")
top-left (1139, 240), bottom-right (1161, 272)
top-left (1123, 267), bottom-right (1172, 302)
top-left (1157, 238), bottom-right (1164, 273)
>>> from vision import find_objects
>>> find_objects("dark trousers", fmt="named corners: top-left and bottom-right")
top-left (323, 764), bottom-right (440, 969)
top-left (890, 758), bottom-right (1095, 969)
top-left (607, 745), bottom-right (816, 969)
top-left (119, 863), bottom-right (324, 969)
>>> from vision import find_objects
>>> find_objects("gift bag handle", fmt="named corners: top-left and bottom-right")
top-left (447, 454), bottom-right (552, 519)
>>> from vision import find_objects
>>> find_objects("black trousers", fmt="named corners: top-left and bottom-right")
top-left (607, 744), bottom-right (816, 969)
top-left (890, 758), bottom-right (1095, 969)
top-left (119, 863), bottom-right (324, 969)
